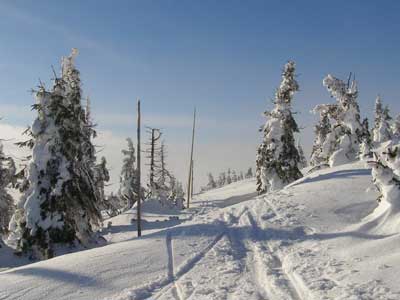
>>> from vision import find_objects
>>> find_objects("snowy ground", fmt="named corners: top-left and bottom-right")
top-left (1, 162), bottom-right (400, 300)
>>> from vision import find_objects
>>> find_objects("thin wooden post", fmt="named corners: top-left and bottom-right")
top-left (186, 108), bottom-right (196, 208)
top-left (136, 98), bottom-right (142, 237)
top-left (190, 159), bottom-right (194, 199)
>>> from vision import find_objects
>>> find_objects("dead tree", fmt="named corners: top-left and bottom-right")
top-left (144, 127), bottom-right (162, 193)
top-left (157, 141), bottom-right (171, 189)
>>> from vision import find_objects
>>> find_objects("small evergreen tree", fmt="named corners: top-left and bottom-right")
top-left (231, 170), bottom-right (238, 182)
top-left (226, 169), bottom-right (232, 184)
top-left (392, 114), bottom-right (400, 140)
top-left (171, 180), bottom-right (185, 209)
top-left (206, 173), bottom-right (217, 190)
top-left (239, 171), bottom-right (244, 180)
top-left (359, 118), bottom-right (373, 161)
top-left (310, 109), bottom-right (332, 166)
top-left (119, 138), bottom-right (138, 209)
top-left (256, 61), bottom-right (303, 194)
top-left (245, 167), bottom-right (253, 178)
top-left (372, 95), bottom-right (383, 142)
top-left (94, 157), bottom-right (111, 214)
top-left (297, 141), bottom-right (308, 169)
top-left (372, 96), bottom-right (392, 144)
top-left (0, 142), bottom-right (16, 235)
top-left (218, 172), bottom-right (226, 187)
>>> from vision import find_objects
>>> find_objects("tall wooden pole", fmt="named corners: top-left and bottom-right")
top-left (190, 159), bottom-right (194, 199)
top-left (186, 108), bottom-right (196, 208)
top-left (136, 98), bottom-right (142, 237)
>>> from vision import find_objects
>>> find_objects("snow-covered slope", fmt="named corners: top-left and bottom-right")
top-left (1, 162), bottom-right (400, 299)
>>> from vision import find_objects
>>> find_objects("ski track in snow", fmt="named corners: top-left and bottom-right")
top-left (136, 200), bottom-right (308, 300)
top-left (125, 231), bottom-right (226, 300)
top-left (243, 210), bottom-right (302, 300)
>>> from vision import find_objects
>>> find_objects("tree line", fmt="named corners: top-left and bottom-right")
top-left (201, 167), bottom-right (254, 192)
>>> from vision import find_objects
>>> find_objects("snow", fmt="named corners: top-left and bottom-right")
top-left (2, 162), bottom-right (400, 299)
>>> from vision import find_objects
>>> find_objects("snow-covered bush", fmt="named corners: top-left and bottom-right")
top-left (256, 61), bottom-right (303, 194)
top-left (8, 49), bottom-right (102, 259)
top-left (365, 142), bottom-right (400, 233)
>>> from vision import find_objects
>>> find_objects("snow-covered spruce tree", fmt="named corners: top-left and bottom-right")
top-left (226, 169), bottom-right (232, 184)
top-left (171, 180), bottom-right (185, 209)
top-left (94, 157), bottom-right (111, 214)
top-left (245, 167), bottom-right (253, 178)
top-left (372, 95), bottom-right (383, 142)
top-left (372, 96), bottom-right (392, 144)
top-left (0, 142), bottom-right (16, 235)
top-left (8, 50), bottom-right (102, 259)
top-left (392, 114), bottom-right (400, 140)
top-left (119, 138), bottom-right (138, 210)
top-left (320, 74), bottom-right (363, 166)
top-left (82, 96), bottom-right (97, 184)
top-left (256, 61), bottom-right (303, 194)
top-left (232, 170), bottom-right (238, 182)
top-left (206, 173), bottom-right (217, 190)
top-left (359, 118), bottom-right (373, 161)
top-left (310, 109), bottom-right (332, 167)
top-left (166, 176), bottom-right (185, 209)
top-left (297, 141), bottom-right (308, 169)
top-left (239, 171), bottom-right (244, 181)
top-left (218, 172), bottom-right (226, 187)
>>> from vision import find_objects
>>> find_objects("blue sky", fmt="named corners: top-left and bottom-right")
top-left (0, 1), bottom-right (399, 189)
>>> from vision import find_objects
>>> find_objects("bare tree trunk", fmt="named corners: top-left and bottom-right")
top-left (186, 108), bottom-right (196, 208)
top-left (136, 98), bottom-right (142, 237)
top-left (150, 129), bottom-right (155, 187)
